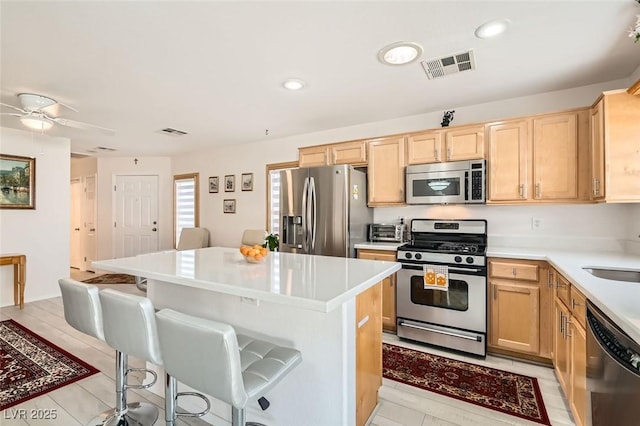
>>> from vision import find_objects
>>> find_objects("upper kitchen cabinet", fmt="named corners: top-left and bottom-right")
top-left (298, 140), bottom-right (367, 168)
top-left (590, 90), bottom-right (640, 202)
top-left (486, 109), bottom-right (590, 204)
top-left (407, 125), bottom-right (484, 165)
top-left (367, 136), bottom-right (406, 206)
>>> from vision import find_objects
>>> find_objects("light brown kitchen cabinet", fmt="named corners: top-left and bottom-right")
top-left (406, 125), bottom-right (484, 165)
top-left (488, 258), bottom-right (552, 357)
top-left (355, 282), bottom-right (382, 426)
top-left (299, 145), bottom-right (329, 167)
top-left (590, 90), bottom-right (640, 202)
top-left (367, 136), bottom-right (406, 206)
top-left (299, 140), bottom-right (367, 168)
top-left (331, 140), bottom-right (367, 165)
top-left (553, 272), bottom-right (587, 426)
top-left (407, 130), bottom-right (442, 164)
top-left (486, 109), bottom-right (590, 204)
top-left (444, 125), bottom-right (485, 161)
top-left (357, 249), bottom-right (397, 332)
top-left (486, 119), bottom-right (529, 201)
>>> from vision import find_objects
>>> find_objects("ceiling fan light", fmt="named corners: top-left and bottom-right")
top-left (21, 115), bottom-right (54, 131)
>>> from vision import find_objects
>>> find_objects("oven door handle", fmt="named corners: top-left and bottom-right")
top-left (398, 321), bottom-right (482, 342)
top-left (400, 264), bottom-right (482, 274)
top-left (448, 267), bottom-right (481, 273)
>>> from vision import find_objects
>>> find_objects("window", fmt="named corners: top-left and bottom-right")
top-left (173, 173), bottom-right (199, 248)
top-left (266, 161), bottom-right (297, 235)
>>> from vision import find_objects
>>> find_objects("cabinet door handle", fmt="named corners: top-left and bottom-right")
top-left (547, 270), bottom-right (553, 288)
top-left (565, 318), bottom-right (573, 339)
top-left (535, 183), bottom-right (541, 198)
top-left (559, 311), bottom-right (565, 334)
top-left (435, 148), bottom-right (440, 162)
top-left (519, 184), bottom-right (525, 199)
top-left (571, 299), bottom-right (581, 310)
top-left (493, 285), bottom-right (497, 300)
top-left (593, 178), bottom-right (600, 196)
top-left (447, 147), bottom-right (451, 160)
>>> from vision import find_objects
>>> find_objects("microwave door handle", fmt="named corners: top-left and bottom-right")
top-left (464, 171), bottom-right (469, 201)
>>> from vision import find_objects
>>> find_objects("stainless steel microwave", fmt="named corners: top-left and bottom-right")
top-left (405, 160), bottom-right (485, 204)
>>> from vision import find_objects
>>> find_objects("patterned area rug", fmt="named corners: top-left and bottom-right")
top-left (383, 343), bottom-right (551, 425)
top-left (82, 273), bottom-right (136, 284)
top-left (0, 319), bottom-right (100, 410)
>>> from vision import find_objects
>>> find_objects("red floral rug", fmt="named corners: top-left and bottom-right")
top-left (383, 343), bottom-right (551, 425)
top-left (0, 319), bottom-right (100, 410)
top-left (82, 273), bottom-right (136, 284)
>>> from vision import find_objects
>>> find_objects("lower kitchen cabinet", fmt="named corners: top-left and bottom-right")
top-left (553, 273), bottom-right (587, 426)
top-left (488, 258), bottom-right (552, 360)
top-left (357, 249), bottom-right (397, 332)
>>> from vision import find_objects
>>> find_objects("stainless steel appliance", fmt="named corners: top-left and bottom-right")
top-left (279, 165), bottom-right (372, 258)
top-left (586, 301), bottom-right (640, 426)
top-left (396, 219), bottom-right (487, 356)
top-left (405, 159), bottom-right (485, 205)
top-left (368, 223), bottom-right (405, 243)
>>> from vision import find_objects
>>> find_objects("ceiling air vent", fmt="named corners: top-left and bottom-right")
top-left (94, 146), bottom-right (117, 152)
top-left (160, 127), bottom-right (188, 136)
top-left (421, 49), bottom-right (476, 80)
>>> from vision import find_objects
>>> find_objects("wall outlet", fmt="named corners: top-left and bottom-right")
top-left (531, 217), bottom-right (543, 230)
top-left (241, 296), bottom-right (259, 307)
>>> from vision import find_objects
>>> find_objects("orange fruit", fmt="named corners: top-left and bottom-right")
top-left (260, 247), bottom-right (267, 256)
top-left (254, 254), bottom-right (263, 261)
top-left (240, 246), bottom-right (249, 255)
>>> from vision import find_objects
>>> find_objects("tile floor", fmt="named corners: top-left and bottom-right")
top-left (0, 269), bottom-right (576, 426)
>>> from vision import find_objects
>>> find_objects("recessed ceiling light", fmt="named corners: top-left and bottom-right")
top-left (282, 78), bottom-right (306, 90)
top-left (378, 41), bottom-right (423, 65)
top-left (475, 19), bottom-right (510, 39)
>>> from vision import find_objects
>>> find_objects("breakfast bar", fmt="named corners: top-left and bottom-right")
top-left (92, 246), bottom-right (400, 426)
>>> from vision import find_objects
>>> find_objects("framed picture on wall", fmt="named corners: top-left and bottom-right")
top-left (223, 199), bottom-right (236, 213)
top-left (224, 175), bottom-right (235, 192)
top-left (0, 154), bottom-right (35, 209)
top-left (209, 176), bottom-right (219, 193)
top-left (241, 173), bottom-right (253, 191)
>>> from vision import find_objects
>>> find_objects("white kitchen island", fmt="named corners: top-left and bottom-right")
top-left (92, 246), bottom-right (400, 426)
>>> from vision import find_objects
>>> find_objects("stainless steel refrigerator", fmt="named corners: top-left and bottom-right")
top-left (279, 165), bottom-right (372, 258)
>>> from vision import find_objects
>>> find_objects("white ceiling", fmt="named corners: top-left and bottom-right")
top-left (1, 1), bottom-right (639, 157)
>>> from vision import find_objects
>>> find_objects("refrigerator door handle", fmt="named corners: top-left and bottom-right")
top-left (310, 176), bottom-right (317, 250)
top-left (302, 176), bottom-right (309, 252)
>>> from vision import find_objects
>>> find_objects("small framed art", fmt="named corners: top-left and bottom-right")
top-left (241, 173), bottom-right (253, 191)
top-left (209, 176), bottom-right (219, 193)
top-left (223, 199), bottom-right (236, 213)
top-left (0, 154), bottom-right (35, 209)
top-left (224, 175), bottom-right (235, 192)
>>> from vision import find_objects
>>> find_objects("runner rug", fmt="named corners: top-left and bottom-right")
top-left (0, 319), bottom-right (100, 410)
top-left (383, 343), bottom-right (551, 425)
top-left (82, 273), bottom-right (136, 285)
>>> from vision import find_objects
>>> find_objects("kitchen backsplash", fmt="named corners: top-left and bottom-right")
top-left (374, 203), bottom-right (636, 252)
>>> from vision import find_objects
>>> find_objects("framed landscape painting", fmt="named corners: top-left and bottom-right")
top-left (0, 154), bottom-right (35, 209)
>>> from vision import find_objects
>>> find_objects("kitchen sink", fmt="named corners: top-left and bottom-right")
top-left (582, 267), bottom-right (640, 283)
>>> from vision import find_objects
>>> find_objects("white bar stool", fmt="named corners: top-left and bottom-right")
top-left (97, 289), bottom-right (164, 426)
top-left (156, 308), bottom-right (302, 426)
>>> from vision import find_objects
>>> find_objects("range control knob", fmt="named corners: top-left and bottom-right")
top-left (454, 256), bottom-right (462, 263)
top-left (466, 256), bottom-right (474, 264)
top-left (404, 252), bottom-right (412, 259)
top-left (415, 253), bottom-right (422, 260)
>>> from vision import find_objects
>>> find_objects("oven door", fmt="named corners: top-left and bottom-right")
top-left (406, 170), bottom-right (467, 204)
top-left (396, 263), bottom-right (487, 333)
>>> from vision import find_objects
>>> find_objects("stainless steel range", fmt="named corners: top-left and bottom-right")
top-left (396, 219), bottom-right (487, 357)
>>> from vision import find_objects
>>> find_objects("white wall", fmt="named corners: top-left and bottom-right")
top-left (0, 127), bottom-right (71, 306)
top-left (172, 78), bottom-right (636, 248)
top-left (94, 157), bottom-right (172, 260)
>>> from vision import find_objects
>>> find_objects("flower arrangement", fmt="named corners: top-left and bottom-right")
top-left (264, 233), bottom-right (279, 251)
top-left (630, 14), bottom-right (640, 43)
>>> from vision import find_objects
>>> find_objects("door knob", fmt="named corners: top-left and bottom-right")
top-left (153, 221), bottom-right (157, 225)
top-left (152, 228), bottom-right (157, 232)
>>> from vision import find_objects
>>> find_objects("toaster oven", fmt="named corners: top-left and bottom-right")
top-left (368, 223), bottom-right (405, 243)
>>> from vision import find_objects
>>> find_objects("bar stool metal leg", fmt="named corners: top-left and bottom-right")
top-left (87, 351), bottom-right (159, 426)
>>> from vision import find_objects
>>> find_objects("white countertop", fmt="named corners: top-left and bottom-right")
top-left (489, 246), bottom-right (640, 343)
top-left (92, 247), bottom-right (400, 313)
top-left (354, 242), bottom-right (404, 251)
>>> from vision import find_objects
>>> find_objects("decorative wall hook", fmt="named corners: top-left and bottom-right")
top-left (441, 110), bottom-right (455, 127)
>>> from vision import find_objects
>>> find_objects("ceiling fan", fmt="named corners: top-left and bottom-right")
top-left (0, 93), bottom-right (114, 135)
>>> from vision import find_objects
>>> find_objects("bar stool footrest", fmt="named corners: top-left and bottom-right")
top-left (175, 391), bottom-right (211, 418)
top-left (125, 367), bottom-right (157, 389)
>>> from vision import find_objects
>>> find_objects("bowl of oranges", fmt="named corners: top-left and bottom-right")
top-left (239, 245), bottom-right (269, 263)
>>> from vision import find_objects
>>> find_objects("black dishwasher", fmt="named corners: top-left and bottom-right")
top-left (586, 301), bottom-right (640, 426)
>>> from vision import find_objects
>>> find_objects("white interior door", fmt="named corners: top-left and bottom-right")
top-left (84, 175), bottom-right (98, 271)
top-left (70, 179), bottom-right (83, 269)
top-left (114, 175), bottom-right (159, 258)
